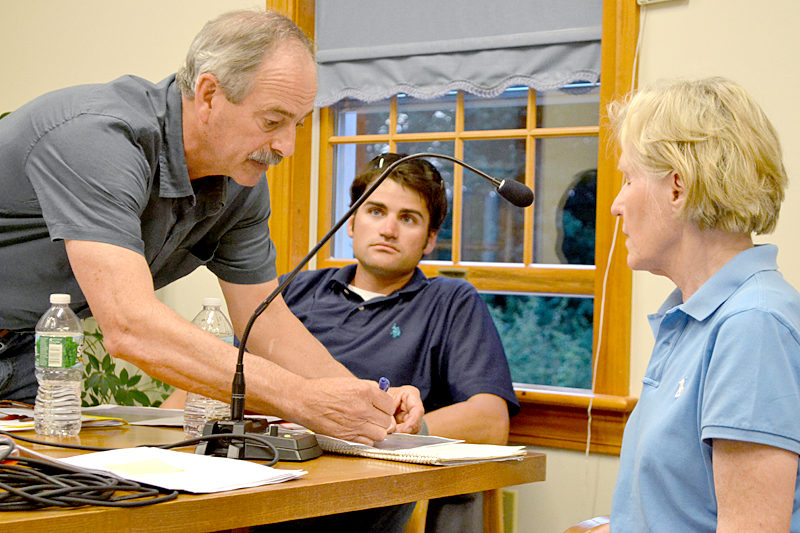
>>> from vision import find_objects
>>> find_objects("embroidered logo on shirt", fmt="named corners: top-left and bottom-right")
top-left (391, 323), bottom-right (402, 339)
top-left (675, 377), bottom-right (686, 398)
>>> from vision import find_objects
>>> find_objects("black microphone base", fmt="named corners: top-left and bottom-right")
top-left (194, 418), bottom-right (322, 462)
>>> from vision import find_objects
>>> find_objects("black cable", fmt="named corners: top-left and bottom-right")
top-left (0, 429), bottom-right (281, 511)
top-left (0, 429), bottom-right (280, 466)
top-left (0, 437), bottom-right (177, 510)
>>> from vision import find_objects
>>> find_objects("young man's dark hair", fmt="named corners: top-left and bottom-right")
top-left (350, 153), bottom-right (448, 233)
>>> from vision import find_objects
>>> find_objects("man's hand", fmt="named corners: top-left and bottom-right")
top-left (388, 385), bottom-right (424, 434)
top-left (289, 377), bottom-right (398, 445)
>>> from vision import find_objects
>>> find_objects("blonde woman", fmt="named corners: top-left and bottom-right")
top-left (606, 78), bottom-right (800, 532)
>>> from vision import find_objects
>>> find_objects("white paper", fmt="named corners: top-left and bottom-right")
top-left (316, 432), bottom-right (527, 465)
top-left (61, 446), bottom-right (306, 493)
top-left (82, 405), bottom-right (185, 426)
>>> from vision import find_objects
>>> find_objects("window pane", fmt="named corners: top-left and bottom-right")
top-left (536, 83), bottom-right (600, 128)
top-left (329, 143), bottom-right (390, 259)
top-left (396, 142), bottom-right (455, 262)
top-left (533, 136), bottom-right (598, 265)
top-left (462, 139), bottom-right (526, 263)
top-left (396, 93), bottom-right (456, 134)
top-left (464, 87), bottom-right (528, 131)
top-left (481, 293), bottom-right (593, 389)
top-left (333, 99), bottom-right (390, 136)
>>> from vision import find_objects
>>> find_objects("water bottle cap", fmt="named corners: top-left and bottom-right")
top-left (202, 297), bottom-right (222, 307)
top-left (50, 293), bottom-right (71, 305)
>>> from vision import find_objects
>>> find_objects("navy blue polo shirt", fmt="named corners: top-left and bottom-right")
top-left (280, 265), bottom-right (519, 416)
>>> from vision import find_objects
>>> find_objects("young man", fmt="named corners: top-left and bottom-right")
top-left (0, 10), bottom-right (421, 444)
top-left (279, 153), bottom-right (519, 532)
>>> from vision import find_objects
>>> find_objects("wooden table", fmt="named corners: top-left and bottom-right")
top-left (0, 426), bottom-right (545, 532)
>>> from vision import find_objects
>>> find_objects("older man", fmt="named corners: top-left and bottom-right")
top-left (0, 9), bottom-right (421, 443)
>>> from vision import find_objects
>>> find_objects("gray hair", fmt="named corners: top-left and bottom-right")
top-left (176, 9), bottom-right (314, 104)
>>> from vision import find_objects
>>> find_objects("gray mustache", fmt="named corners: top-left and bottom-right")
top-left (248, 149), bottom-right (283, 166)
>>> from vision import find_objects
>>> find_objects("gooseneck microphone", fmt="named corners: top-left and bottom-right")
top-left (198, 153), bottom-right (533, 460)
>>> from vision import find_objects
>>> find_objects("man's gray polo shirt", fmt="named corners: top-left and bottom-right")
top-left (0, 75), bottom-right (277, 329)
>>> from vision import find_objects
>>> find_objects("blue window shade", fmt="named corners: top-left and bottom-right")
top-left (315, 0), bottom-right (602, 107)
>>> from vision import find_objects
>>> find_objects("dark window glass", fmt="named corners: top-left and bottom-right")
top-left (482, 293), bottom-right (594, 389)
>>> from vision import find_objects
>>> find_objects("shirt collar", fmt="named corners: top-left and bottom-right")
top-left (157, 75), bottom-right (194, 199)
top-left (328, 265), bottom-right (430, 299)
top-left (657, 244), bottom-right (779, 322)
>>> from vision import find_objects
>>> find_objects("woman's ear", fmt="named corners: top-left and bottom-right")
top-left (670, 171), bottom-right (685, 208)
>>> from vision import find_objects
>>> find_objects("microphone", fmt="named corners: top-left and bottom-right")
top-left (198, 153), bottom-right (533, 460)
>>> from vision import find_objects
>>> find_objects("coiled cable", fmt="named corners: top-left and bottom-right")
top-left (0, 429), bottom-right (279, 511)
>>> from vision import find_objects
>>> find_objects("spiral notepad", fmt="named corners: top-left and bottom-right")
top-left (316, 433), bottom-right (527, 465)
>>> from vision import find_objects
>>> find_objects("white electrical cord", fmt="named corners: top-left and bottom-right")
top-left (583, 4), bottom-right (647, 516)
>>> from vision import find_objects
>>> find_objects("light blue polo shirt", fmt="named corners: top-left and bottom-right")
top-left (611, 244), bottom-right (800, 532)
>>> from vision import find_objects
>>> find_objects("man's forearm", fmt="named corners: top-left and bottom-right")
top-left (423, 393), bottom-right (510, 444)
top-left (97, 293), bottom-right (307, 416)
top-left (220, 279), bottom-right (353, 379)
top-left (65, 240), bottom-right (410, 444)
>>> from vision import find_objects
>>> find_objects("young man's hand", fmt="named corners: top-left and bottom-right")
top-left (388, 385), bottom-right (425, 434)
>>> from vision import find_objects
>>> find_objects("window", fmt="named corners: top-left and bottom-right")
top-left (267, 0), bottom-right (639, 454)
top-left (321, 85), bottom-right (599, 389)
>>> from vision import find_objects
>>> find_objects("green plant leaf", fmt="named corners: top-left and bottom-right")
top-left (114, 389), bottom-right (130, 405)
top-left (130, 390), bottom-right (151, 406)
top-left (128, 374), bottom-right (142, 386)
top-left (85, 373), bottom-right (101, 391)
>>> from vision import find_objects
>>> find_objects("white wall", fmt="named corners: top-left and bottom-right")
top-left (515, 2), bottom-right (800, 532)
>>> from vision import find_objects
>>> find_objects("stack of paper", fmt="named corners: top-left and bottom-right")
top-left (61, 447), bottom-right (307, 493)
top-left (82, 404), bottom-right (185, 427)
top-left (316, 433), bottom-right (527, 465)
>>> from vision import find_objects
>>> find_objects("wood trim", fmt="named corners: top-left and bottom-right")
top-left (316, 106), bottom-right (335, 263)
top-left (510, 388), bottom-right (637, 455)
top-left (523, 89), bottom-right (536, 266)
top-left (316, 258), bottom-right (595, 295)
top-left (265, 0), bottom-right (316, 274)
top-left (327, 126), bottom-right (599, 144)
top-left (591, 0), bottom-right (639, 397)
top-left (452, 92), bottom-right (464, 264)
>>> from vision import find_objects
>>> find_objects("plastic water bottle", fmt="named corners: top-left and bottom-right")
top-left (184, 297), bottom-right (233, 436)
top-left (34, 294), bottom-right (84, 436)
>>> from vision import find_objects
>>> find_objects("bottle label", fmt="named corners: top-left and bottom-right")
top-left (35, 334), bottom-right (83, 368)
top-left (220, 336), bottom-right (234, 345)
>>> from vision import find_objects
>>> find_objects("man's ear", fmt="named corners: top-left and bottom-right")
top-left (194, 73), bottom-right (221, 123)
top-left (346, 215), bottom-right (355, 238)
top-left (423, 230), bottom-right (438, 255)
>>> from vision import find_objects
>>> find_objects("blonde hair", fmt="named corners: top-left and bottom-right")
top-left (608, 77), bottom-right (786, 234)
top-left (176, 9), bottom-right (313, 104)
